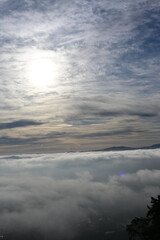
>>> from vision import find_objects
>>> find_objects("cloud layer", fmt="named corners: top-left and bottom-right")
top-left (0, 149), bottom-right (159, 239)
top-left (0, 0), bottom-right (160, 153)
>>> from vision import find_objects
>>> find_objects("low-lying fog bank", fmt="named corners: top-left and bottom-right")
top-left (0, 149), bottom-right (159, 239)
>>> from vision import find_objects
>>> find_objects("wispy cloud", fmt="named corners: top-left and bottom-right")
top-left (0, 0), bottom-right (160, 153)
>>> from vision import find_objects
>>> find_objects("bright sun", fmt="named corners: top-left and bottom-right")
top-left (28, 58), bottom-right (56, 88)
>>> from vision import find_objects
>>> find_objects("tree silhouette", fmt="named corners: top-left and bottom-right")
top-left (126, 195), bottom-right (160, 240)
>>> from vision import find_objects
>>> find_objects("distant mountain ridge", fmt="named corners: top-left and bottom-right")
top-left (91, 144), bottom-right (160, 152)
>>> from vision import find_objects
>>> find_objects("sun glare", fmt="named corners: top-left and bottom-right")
top-left (28, 58), bottom-right (56, 88)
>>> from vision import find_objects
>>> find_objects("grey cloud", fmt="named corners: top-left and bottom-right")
top-left (0, 120), bottom-right (43, 130)
top-left (44, 128), bottom-right (137, 139)
top-left (66, 102), bottom-right (159, 122)
top-left (94, 110), bottom-right (157, 118)
top-left (75, 128), bottom-right (143, 139)
top-left (0, 136), bottom-right (38, 145)
top-left (0, 131), bottom-right (67, 146)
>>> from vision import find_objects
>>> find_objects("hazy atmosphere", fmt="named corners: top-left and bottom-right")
top-left (0, 0), bottom-right (160, 154)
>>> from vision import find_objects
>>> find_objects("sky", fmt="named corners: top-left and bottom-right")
top-left (0, 149), bottom-right (160, 239)
top-left (0, 0), bottom-right (160, 154)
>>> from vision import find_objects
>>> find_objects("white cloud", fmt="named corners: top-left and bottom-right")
top-left (0, 149), bottom-right (159, 238)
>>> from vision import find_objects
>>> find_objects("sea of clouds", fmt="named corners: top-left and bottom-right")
top-left (0, 149), bottom-right (160, 239)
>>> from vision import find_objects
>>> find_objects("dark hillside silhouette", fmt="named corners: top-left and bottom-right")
top-left (126, 195), bottom-right (160, 240)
